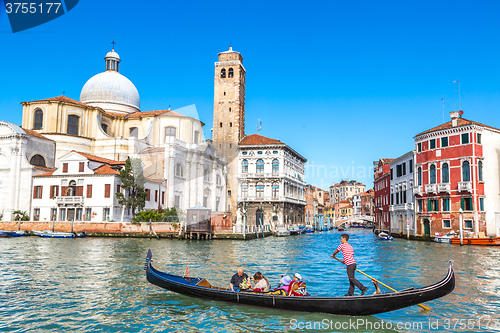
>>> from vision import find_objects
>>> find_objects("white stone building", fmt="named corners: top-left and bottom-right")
top-left (236, 134), bottom-right (307, 229)
top-left (0, 121), bottom-right (56, 221)
top-left (16, 47), bottom-right (226, 217)
top-left (389, 151), bottom-right (416, 235)
top-left (329, 180), bottom-right (366, 205)
top-left (32, 151), bottom-right (166, 222)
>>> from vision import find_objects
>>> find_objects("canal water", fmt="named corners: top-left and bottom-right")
top-left (1, 230), bottom-right (499, 332)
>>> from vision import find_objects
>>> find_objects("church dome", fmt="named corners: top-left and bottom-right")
top-left (80, 49), bottom-right (140, 113)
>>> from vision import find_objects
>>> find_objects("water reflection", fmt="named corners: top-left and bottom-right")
top-left (0, 230), bottom-right (499, 332)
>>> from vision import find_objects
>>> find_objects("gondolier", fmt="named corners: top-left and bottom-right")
top-left (332, 234), bottom-right (368, 296)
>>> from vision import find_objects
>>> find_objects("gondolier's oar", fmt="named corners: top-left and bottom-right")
top-left (331, 256), bottom-right (431, 311)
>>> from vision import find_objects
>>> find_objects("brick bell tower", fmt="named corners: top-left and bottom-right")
top-left (213, 46), bottom-right (246, 216)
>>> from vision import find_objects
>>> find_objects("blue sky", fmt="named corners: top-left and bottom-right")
top-left (1, 0), bottom-right (500, 190)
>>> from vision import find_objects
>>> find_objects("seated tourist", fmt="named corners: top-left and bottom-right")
top-left (289, 273), bottom-right (309, 296)
top-left (229, 268), bottom-right (249, 292)
top-left (251, 272), bottom-right (270, 292)
top-left (276, 275), bottom-right (293, 292)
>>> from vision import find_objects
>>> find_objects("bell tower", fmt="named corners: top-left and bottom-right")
top-left (213, 47), bottom-right (246, 214)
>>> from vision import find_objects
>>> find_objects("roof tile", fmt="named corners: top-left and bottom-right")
top-left (239, 134), bottom-right (284, 146)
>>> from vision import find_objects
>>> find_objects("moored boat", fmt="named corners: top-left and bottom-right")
top-left (304, 225), bottom-right (314, 233)
top-left (33, 230), bottom-right (86, 238)
top-left (145, 249), bottom-right (455, 316)
top-left (0, 230), bottom-right (30, 237)
top-left (450, 236), bottom-right (500, 246)
top-left (378, 232), bottom-right (393, 241)
top-left (434, 234), bottom-right (453, 244)
top-left (274, 227), bottom-right (290, 237)
top-left (289, 226), bottom-right (301, 235)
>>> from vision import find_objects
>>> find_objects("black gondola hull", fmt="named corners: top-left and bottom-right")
top-left (145, 249), bottom-right (455, 316)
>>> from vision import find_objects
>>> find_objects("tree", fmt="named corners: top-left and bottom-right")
top-left (13, 210), bottom-right (29, 221)
top-left (116, 157), bottom-right (147, 216)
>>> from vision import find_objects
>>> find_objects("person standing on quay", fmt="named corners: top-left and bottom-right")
top-left (332, 234), bottom-right (368, 296)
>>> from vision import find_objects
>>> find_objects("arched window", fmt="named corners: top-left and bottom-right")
top-left (68, 180), bottom-right (77, 196)
top-left (101, 123), bottom-right (108, 134)
top-left (67, 115), bottom-right (79, 135)
top-left (462, 161), bottom-right (470, 181)
top-left (417, 167), bottom-right (422, 186)
top-left (228, 68), bottom-right (234, 78)
top-left (478, 161), bottom-right (483, 181)
top-left (129, 127), bottom-right (138, 138)
top-left (34, 109), bottom-right (43, 129)
top-left (272, 159), bottom-right (279, 174)
top-left (442, 163), bottom-right (449, 183)
top-left (429, 165), bottom-right (436, 184)
top-left (256, 181), bottom-right (264, 198)
top-left (175, 163), bottom-right (183, 177)
top-left (216, 174), bottom-right (221, 185)
top-left (204, 168), bottom-right (210, 181)
top-left (256, 159), bottom-right (264, 173)
top-left (242, 159), bottom-right (248, 173)
top-left (30, 154), bottom-right (46, 167)
top-left (164, 126), bottom-right (176, 141)
top-left (272, 182), bottom-right (279, 198)
top-left (220, 68), bottom-right (226, 78)
top-left (194, 130), bottom-right (200, 143)
top-left (241, 182), bottom-right (248, 198)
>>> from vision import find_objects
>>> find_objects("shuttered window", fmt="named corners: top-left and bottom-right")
top-left (63, 163), bottom-right (68, 173)
top-left (87, 185), bottom-right (92, 198)
top-left (104, 184), bottom-right (111, 198)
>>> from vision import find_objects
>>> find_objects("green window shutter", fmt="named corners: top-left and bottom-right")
top-left (460, 198), bottom-right (464, 210)
top-left (427, 200), bottom-right (431, 212)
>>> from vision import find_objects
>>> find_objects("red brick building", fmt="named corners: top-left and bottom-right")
top-left (374, 159), bottom-right (394, 230)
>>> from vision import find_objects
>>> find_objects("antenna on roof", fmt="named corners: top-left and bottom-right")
top-left (451, 80), bottom-right (461, 111)
top-left (257, 119), bottom-right (262, 135)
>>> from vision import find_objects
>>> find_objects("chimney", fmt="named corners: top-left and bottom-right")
top-left (450, 111), bottom-right (459, 127)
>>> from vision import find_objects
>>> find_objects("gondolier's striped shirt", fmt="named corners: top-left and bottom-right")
top-left (336, 243), bottom-right (356, 265)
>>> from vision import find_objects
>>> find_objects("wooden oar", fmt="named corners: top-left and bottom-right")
top-left (331, 256), bottom-right (431, 311)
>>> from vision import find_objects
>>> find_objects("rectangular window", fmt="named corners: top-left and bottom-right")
top-left (51, 208), bottom-right (57, 221)
top-left (477, 133), bottom-right (482, 144)
top-left (430, 139), bottom-right (436, 149)
top-left (442, 198), bottom-right (450, 211)
top-left (155, 190), bottom-right (158, 202)
top-left (396, 192), bottom-right (399, 204)
top-left (161, 191), bottom-right (165, 205)
top-left (409, 160), bottom-right (413, 173)
top-left (428, 199), bottom-right (439, 212)
top-left (87, 184), bottom-right (92, 198)
top-left (60, 208), bottom-right (66, 221)
top-left (117, 185), bottom-right (121, 193)
top-left (402, 162), bottom-right (406, 176)
top-left (104, 184), bottom-right (111, 198)
top-left (79, 162), bottom-right (84, 172)
top-left (33, 186), bottom-right (43, 199)
top-left (33, 208), bottom-right (40, 221)
top-left (76, 208), bottom-right (83, 221)
top-left (479, 198), bottom-right (484, 211)
top-left (441, 137), bottom-right (449, 147)
top-left (417, 143), bottom-right (422, 152)
top-left (175, 195), bottom-right (180, 208)
top-left (390, 193), bottom-right (394, 205)
top-left (85, 208), bottom-right (92, 221)
top-left (403, 191), bottom-right (407, 203)
top-left (50, 185), bottom-right (59, 198)
top-left (103, 208), bottom-right (110, 221)
top-left (390, 169), bottom-right (393, 180)
top-left (464, 219), bottom-right (473, 229)
top-left (146, 189), bottom-right (150, 201)
top-left (443, 219), bottom-right (451, 228)
top-left (462, 133), bottom-right (469, 144)
top-left (418, 200), bottom-right (423, 212)
top-left (461, 197), bottom-right (473, 211)
top-left (63, 163), bottom-right (68, 173)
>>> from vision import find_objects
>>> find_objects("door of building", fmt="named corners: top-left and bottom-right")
top-left (423, 219), bottom-right (430, 236)
top-left (67, 208), bottom-right (75, 221)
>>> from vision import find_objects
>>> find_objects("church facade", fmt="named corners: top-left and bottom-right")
top-left (8, 48), bottom-right (226, 221)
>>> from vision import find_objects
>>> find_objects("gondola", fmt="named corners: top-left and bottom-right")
top-left (145, 249), bottom-right (455, 316)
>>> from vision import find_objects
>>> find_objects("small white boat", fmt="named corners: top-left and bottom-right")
top-left (33, 230), bottom-right (86, 238)
top-left (274, 227), bottom-right (290, 237)
top-left (289, 226), bottom-right (302, 235)
top-left (378, 232), bottom-right (393, 241)
top-left (434, 234), bottom-right (453, 243)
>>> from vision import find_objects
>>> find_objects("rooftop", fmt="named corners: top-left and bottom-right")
top-left (415, 117), bottom-right (500, 137)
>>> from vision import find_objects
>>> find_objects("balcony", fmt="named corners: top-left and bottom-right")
top-left (425, 184), bottom-right (437, 194)
top-left (393, 203), bottom-right (414, 211)
top-left (55, 196), bottom-right (84, 205)
top-left (412, 186), bottom-right (422, 195)
top-left (458, 181), bottom-right (472, 192)
top-left (437, 183), bottom-right (451, 193)
top-left (389, 205), bottom-right (394, 212)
